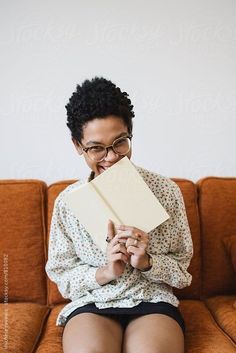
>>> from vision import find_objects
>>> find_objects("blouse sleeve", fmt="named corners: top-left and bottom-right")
top-left (45, 196), bottom-right (102, 301)
top-left (141, 183), bottom-right (193, 289)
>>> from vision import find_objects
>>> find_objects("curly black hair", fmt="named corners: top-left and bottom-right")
top-left (66, 77), bottom-right (135, 142)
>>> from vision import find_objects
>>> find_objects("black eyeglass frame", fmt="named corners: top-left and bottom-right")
top-left (78, 134), bottom-right (133, 162)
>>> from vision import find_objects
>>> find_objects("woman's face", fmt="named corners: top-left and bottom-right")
top-left (73, 115), bottom-right (132, 177)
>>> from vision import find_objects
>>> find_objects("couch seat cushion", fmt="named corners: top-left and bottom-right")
top-left (35, 304), bottom-right (64, 353)
top-left (0, 302), bottom-right (49, 353)
top-left (179, 300), bottom-right (236, 352)
top-left (205, 295), bottom-right (236, 344)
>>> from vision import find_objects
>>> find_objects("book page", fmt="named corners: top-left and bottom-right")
top-left (63, 182), bottom-right (120, 252)
top-left (91, 157), bottom-right (170, 233)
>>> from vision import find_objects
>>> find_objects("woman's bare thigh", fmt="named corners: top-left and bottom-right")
top-left (123, 313), bottom-right (184, 353)
top-left (62, 313), bottom-right (123, 353)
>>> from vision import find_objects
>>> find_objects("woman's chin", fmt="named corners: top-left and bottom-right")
top-left (99, 166), bottom-right (107, 174)
top-left (95, 166), bottom-right (105, 176)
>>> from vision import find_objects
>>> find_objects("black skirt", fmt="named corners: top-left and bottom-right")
top-left (65, 301), bottom-right (185, 334)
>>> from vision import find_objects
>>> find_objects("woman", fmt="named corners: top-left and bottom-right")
top-left (46, 77), bottom-right (193, 353)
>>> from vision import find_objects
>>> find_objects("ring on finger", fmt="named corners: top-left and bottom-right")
top-left (134, 232), bottom-right (142, 240)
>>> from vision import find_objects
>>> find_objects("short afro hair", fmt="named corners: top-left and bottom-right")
top-left (66, 77), bottom-right (135, 142)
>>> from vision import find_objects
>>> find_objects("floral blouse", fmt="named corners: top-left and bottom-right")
top-left (45, 163), bottom-right (193, 326)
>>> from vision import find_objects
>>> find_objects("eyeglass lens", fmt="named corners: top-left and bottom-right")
top-left (87, 137), bottom-right (131, 161)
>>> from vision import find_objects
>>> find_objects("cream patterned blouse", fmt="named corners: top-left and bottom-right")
top-left (45, 163), bottom-right (193, 326)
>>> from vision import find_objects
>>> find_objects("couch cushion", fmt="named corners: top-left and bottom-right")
top-left (0, 302), bottom-right (49, 353)
top-left (197, 177), bottom-right (236, 297)
top-left (0, 180), bottom-right (47, 304)
top-left (35, 305), bottom-right (64, 353)
top-left (180, 300), bottom-right (236, 353)
top-left (205, 295), bottom-right (236, 344)
top-left (47, 181), bottom-right (76, 305)
top-left (172, 179), bottom-right (201, 299)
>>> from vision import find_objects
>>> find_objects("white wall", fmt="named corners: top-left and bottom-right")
top-left (1, 0), bottom-right (236, 184)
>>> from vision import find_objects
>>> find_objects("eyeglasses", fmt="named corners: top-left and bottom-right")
top-left (79, 134), bottom-right (133, 162)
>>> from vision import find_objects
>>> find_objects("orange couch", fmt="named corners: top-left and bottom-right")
top-left (0, 177), bottom-right (235, 353)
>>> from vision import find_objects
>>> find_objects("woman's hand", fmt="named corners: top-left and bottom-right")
top-left (96, 220), bottom-right (130, 285)
top-left (115, 224), bottom-right (151, 271)
top-left (96, 222), bottom-right (151, 286)
top-left (105, 220), bottom-right (130, 280)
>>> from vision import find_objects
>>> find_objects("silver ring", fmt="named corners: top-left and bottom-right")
top-left (106, 236), bottom-right (111, 243)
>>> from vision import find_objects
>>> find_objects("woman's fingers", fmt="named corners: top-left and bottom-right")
top-left (109, 231), bottom-right (132, 247)
top-left (126, 245), bottom-right (145, 256)
top-left (111, 242), bottom-right (129, 256)
top-left (111, 252), bottom-right (129, 263)
top-left (107, 228), bottom-right (130, 261)
top-left (125, 235), bottom-right (147, 251)
top-left (125, 235), bottom-right (148, 248)
top-left (107, 223), bottom-right (149, 266)
top-left (115, 224), bottom-right (146, 235)
top-left (108, 223), bottom-right (149, 244)
top-left (115, 225), bottom-right (149, 241)
top-left (106, 224), bottom-right (151, 271)
top-left (106, 219), bottom-right (116, 242)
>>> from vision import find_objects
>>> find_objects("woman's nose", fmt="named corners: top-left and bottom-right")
top-left (104, 147), bottom-right (119, 162)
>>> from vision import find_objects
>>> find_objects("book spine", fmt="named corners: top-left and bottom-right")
top-left (91, 181), bottom-right (123, 225)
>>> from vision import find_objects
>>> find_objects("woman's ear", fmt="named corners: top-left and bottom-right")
top-left (72, 138), bottom-right (83, 155)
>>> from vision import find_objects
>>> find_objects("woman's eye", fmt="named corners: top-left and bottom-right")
top-left (89, 146), bottom-right (104, 152)
top-left (114, 138), bottom-right (126, 146)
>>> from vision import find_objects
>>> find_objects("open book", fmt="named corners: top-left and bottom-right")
top-left (64, 157), bottom-right (169, 252)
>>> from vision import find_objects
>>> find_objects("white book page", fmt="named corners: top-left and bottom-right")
top-left (63, 182), bottom-right (120, 252)
top-left (92, 157), bottom-right (170, 233)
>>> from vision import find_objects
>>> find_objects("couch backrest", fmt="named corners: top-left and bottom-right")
top-left (0, 180), bottom-right (47, 304)
top-left (46, 178), bottom-right (201, 305)
top-left (197, 177), bottom-right (236, 297)
top-left (172, 179), bottom-right (201, 300)
top-left (46, 181), bottom-right (75, 305)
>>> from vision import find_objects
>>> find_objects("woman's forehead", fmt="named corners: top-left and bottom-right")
top-left (82, 116), bottom-right (128, 145)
